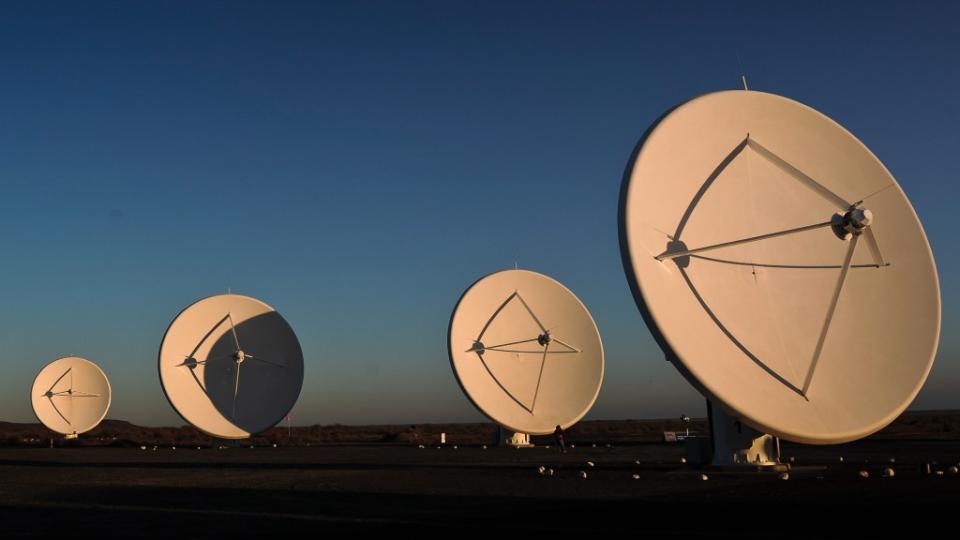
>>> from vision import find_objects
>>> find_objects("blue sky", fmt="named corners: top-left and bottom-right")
top-left (0, 1), bottom-right (956, 426)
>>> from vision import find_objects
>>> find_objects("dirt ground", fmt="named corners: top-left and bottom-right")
top-left (0, 437), bottom-right (958, 537)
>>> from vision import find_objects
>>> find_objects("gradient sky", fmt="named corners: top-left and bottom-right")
top-left (0, 1), bottom-right (956, 427)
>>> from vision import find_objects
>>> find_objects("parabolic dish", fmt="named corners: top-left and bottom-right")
top-left (619, 90), bottom-right (940, 444)
top-left (448, 269), bottom-right (604, 435)
top-left (158, 293), bottom-right (304, 439)
top-left (31, 356), bottom-right (112, 435)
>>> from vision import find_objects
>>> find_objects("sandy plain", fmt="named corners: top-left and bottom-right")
top-left (1, 413), bottom-right (958, 536)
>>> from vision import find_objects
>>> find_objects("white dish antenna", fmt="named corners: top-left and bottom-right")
top-left (619, 90), bottom-right (940, 445)
top-left (448, 269), bottom-right (604, 436)
top-left (31, 356), bottom-right (112, 436)
top-left (158, 293), bottom-right (304, 439)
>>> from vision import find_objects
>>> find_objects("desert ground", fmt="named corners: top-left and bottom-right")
top-left (1, 412), bottom-right (958, 536)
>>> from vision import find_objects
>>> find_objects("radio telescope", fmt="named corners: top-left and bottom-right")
top-left (619, 90), bottom-right (940, 465)
top-left (448, 269), bottom-right (604, 446)
top-left (31, 356), bottom-right (112, 438)
top-left (158, 293), bottom-right (304, 439)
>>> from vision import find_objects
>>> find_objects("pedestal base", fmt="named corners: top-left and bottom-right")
top-left (708, 401), bottom-right (780, 467)
top-left (498, 427), bottom-right (533, 447)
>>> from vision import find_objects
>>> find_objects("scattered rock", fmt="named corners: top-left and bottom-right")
top-left (779, 472), bottom-right (790, 481)
top-left (859, 470), bottom-right (870, 479)
top-left (579, 471), bottom-right (588, 479)
top-left (700, 473), bottom-right (709, 481)
top-left (586, 461), bottom-right (595, 467)
top-left (883, 468), bottom-right (895, 478)
top-left (680, 457), bottom-right (687, 464)
top-left (632, 474), bottom-right (640, 480)
top-left (537, 466), bottom-right (546, 476)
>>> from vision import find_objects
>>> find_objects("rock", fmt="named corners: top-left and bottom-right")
top-left (858, 470), bottom-right (870, 479)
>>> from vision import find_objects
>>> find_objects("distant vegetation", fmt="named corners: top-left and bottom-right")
top-left (1, 410), bottom-right (957, 448)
